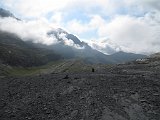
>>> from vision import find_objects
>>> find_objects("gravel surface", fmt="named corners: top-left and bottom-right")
top-left (0, 58), bottom-right (160, 120)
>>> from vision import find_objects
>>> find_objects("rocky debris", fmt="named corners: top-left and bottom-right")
top-left (0, 56), bottom-right (160, 120)
top-left (63, 75), bottom-right (69, 79)
top-left (102, 107), bottom-right (127, 120)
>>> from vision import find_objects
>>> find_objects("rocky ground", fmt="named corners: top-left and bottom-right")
top-left (0, 58), bottom-right (160, 120)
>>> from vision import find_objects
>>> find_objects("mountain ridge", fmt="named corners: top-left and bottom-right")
top-left (0, 31), bottom-right (61, 67)
top-left (0, 8), bottom-right (147, 66)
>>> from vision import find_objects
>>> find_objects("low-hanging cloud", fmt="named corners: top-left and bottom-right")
top-left (66, 12), bottom-right (160, 54)
top-left (87, 39), bottom-right (121, 55)
top-left (0, 17), bottom-right (84, 48)
top-left (74, 11), bottom-right (160, 55)
top-left (58, 32), bottom-right (84, 49)
top-left (1, 0), bottom-right (160, 54)
top-left (0, 17), bottom-right (58, 45)
top-left (103, 13), bottom-right (160, 54)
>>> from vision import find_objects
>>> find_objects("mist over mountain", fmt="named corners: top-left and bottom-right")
top-left (0, 8), bottom-right (20, 20)
top-left (0, 8), bottom-right (147, 65)
top-left (0, 8), bottom-right (14, 18)
top-left (0, 4), bottom-right (160, 120)
top-left (0, 31), bottom-right (61, 67)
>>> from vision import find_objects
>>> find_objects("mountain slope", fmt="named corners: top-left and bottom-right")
top-left (46, 29), bottom-right (147, 64)
top-left (0, 8), bottom-right (19, 20)
top-left (0, 31), bottom-right (61, 67)
top-left (109, 51), bottom-right (147, 63)
top-left (0, 8), bottom-right (14, 17)
top-left (0, 8), bottom-right (147, 64)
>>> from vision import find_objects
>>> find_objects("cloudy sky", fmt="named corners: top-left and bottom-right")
top-left (0, 0), bottom-right (160, 54)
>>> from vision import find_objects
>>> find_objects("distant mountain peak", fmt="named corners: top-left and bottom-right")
top-left (0, 8), bottom-right (147, 64)
top-left (56, 28), bottom-right (68, 34)
top-left (0, 8), bottom-right (20, 20)
top-left (48, 28), bottom-right (86, 47)
top-left (0, 8), bottom-right (14, 18)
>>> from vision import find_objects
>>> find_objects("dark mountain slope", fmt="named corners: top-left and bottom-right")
top-left (0, 8), bottom-right (146, 64)
top-left (0, 8), bottom-right (20, 20)
top-left (0, 8), bottom-right (14, 18)
top-left (47, 29), bottom-right (147, 64)
top-left (109, 51), bottom-right (147, 63)
top-left (66, 34), bottom-right (84, 46)
top-left (0, 31), bottom-right (61, 67)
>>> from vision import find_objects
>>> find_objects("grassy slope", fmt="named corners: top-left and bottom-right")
top-left (3, 59), bottom-right (112, 76)
top-left (0, 31), bottom-right (61, 67)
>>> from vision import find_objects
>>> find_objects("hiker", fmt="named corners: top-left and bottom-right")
top-left (92, 68), bottom-right (95, 72)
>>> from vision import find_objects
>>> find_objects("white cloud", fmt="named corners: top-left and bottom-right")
top-left (0, 17), bottom-right (58, 45)
top-left (58, 32), bottom-right (84, 49)
top-left (66, 19), bottom-right (91, 35)
top-left (140, 0), bottom-right (160, 11)
top-left (1, 0), bottom-right (142, 19)
top-left (87, 38), bottom-right (121, 55)
top-left (89, 15), bottom-right (108, 37)
top-left (1, 0), bottom-right (160, 54)
top-left (65, 12), bottom-right (160, 54)
top-left (0, 17), bottom-right (84, 49)
top-left (1, 0), bottom-right (73, 18)
top-left (65, 15), bottom-right (108, 37)
top-left (50, 12), bottom-right (63, 27)
top-left (101, 14), bottom-right (160, 54)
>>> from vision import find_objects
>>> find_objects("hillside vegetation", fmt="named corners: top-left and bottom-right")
top-left (0, 31), bottom-right (61, 67)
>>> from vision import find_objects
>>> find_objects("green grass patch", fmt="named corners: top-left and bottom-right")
top-left (6, 60), bottom-right (64, 76)
top-left (7, 67), bottom-right (42, 76)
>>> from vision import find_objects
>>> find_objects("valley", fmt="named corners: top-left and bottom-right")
top-left (0, 7), bottom-right (160, 120)
top-left (0, 56), bottom-right (160, 120)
